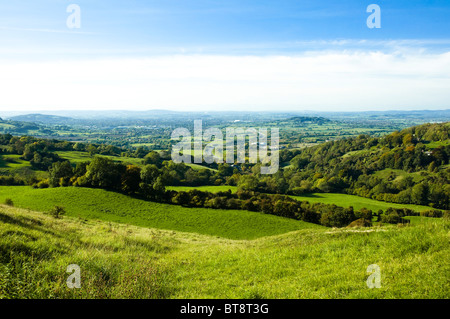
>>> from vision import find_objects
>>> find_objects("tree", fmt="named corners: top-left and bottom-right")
top-left (411, 182), bottom-right (429, 206)
top-left (237, 175), bottom-right (259, 191)
top-left (48, 161), bottom-right (73, 187)
top-left (87, 144), bottom-right (97, 157)
top-left (143, 151), bottom-right (162, 167)
top-left (134, 147), bottom-right (147, 158)
top-left (320, 206), bottom-right (356, 227)
top-left (49, 206), bottom-right (66, 219)
top-left (121, 165), bottom-right (141, 195)
top-left (141, 164), bottom-right (161, 185)
top-left (84, 156), bottom-right (124, 190)
top-left (73, 142), bottom-right (85, 151)
top-left (153, 176), bottom-right (166, 194)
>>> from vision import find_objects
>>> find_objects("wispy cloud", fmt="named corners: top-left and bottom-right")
top-left (1, 38), bottom-right (449, 59)
top-left (1, 51), bottom-right (449, 112)
top-left (0, 26), bottom-right (97, 35)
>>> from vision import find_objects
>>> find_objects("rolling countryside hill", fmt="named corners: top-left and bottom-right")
top-left (1, 204), bottom-right (448, 298)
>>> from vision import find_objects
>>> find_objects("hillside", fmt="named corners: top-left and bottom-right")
top-left (0, 186), bottom-right (320, 240)
top-left (283, 122), bottom-right (450, 209)
top-left (1, 204), bottom-right (448, 298)
top-left (167, 186), bottom-right (433, 212)
top-left (8, 114), bottom-right (74, 124)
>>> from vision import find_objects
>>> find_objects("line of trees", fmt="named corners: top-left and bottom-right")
top-left (39, 155), bottom-right (449, 228)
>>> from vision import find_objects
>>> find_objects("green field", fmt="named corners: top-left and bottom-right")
top-left (55, 151), bottom-right (144, 166)
top-left (167, 186), bottom-right (432, 212)
top-left (0, 154), bottom-right (31, 170)
top-left (373, 168), bottom-right (426, 183)
top-left (425, 140), bottom-right (450, 149)
top-left (185, 163), bottom-right (218, 171)
top-left (290, 193), bottom-right (432, 212)
top-left (0, 186), bottom-right (319, 240)
top-left (167, 185), bottom-right (238, 193)
top-left (1, 204), bottom-right (448, 298)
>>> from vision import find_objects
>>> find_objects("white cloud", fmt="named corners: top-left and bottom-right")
top-left (0, 51), bottom-right (449, 112)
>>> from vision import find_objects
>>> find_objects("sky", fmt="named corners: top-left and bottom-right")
top-left (0, 0), bottom-right (450, 113)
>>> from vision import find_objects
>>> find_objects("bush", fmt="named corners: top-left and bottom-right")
top-left (347, 218), bottom-right (372, 228)
top-left (49, 206), bottom-right (66, 219)
top-left (4, 198), bottom-right (13, 206)
top-left (36, 180), bottom-right (49, 189)
top-left (355, 208), bottom-right (373, 220)
top-left (320, 207), bottom-right (356, 228)
top-left (381, 212), bottom-right (410, 224)
top-left (444, 211), bottom-right (450, 220)
top-left (420, 210), bottom-right (443, 218)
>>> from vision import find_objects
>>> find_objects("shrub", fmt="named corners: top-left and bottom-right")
top-left (37, 180), bottom-right (49, 189)
top-left (347, 218), bottom-right (372, 228)
top-left (4, 198), bottom-right (13, 206)
top-left (381, 212), bottom-right (410, 224)
top-left (355, 208), bottom-right (373, 220)
top-left (444, 211), bottom-right (450, 220)
top-left (420, 210), bottom-right (443, 218)
top-left (320, 207), bottom-right (356, 228)
top-left (49, 206), bottom-right (66, 219)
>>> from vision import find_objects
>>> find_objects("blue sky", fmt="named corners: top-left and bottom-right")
top-left (0, 0), bottom-right (449, 112)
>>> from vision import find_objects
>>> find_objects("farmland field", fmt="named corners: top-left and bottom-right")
top-left (0, 186), bottom-right (319, 240)
top-left (290, 193), bottom-right (432, 213)
top-left (167, 185), bottom-right (238, 193)
top-left (56, 151), bottom-right (144, 166)
top-left (167, 186), bottom-right (432, 212)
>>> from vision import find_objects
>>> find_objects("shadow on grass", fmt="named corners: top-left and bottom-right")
top-left (0, 209), bottom-right (62, 239)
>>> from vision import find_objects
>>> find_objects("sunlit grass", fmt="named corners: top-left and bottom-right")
top-left (1, 205), bottom-right (448, 299)
top-left (0, 186), bottom-right (318, 240)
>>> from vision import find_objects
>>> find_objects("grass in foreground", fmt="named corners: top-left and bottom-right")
top-left (0, 186), bottom-right (319, 240)
top-left (0, 205), bottom-right (448, 299)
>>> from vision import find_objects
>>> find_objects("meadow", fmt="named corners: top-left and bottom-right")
top-left (1, 204), bottom-right (448, 298)
top-left (167, 185), bottom-right (238, 193)
top-left (0, 186), bottom-right (319, 240)
top-left (290, 193), bottom-right (432, 213)
top-left (166, 185), bottom-right (432, 212)
top-left (56, 151), bottom-right (144, 166)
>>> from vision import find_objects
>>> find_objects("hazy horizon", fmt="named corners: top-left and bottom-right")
top-left (2, 108), bottom-right (450, 119)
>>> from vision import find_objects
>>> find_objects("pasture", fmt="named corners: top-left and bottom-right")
top-left (167, 186), bottom-right (432, 212)
top-left (0, 186), bottom-right (319, 240)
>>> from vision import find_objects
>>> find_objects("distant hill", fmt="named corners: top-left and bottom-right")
top-left (8, 113), bottom-right (74, 124)
top-left (274, 116), bottom-right (332, 125)
top-left (289, 116), bottom-right (331, 124)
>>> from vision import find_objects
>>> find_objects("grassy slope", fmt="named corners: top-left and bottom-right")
top-left (290, 193), bottom-right (432, 213)
top-left (0, 186), bottom-right (320, 240)
top-left (167, 185), bottom-right (238, 193)
top-left (1, 205), bottom-right (448, 298)
top-left (167, 186), bottom-right (432, 212)
top-left (56, 151), bottom-right (144, 166)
